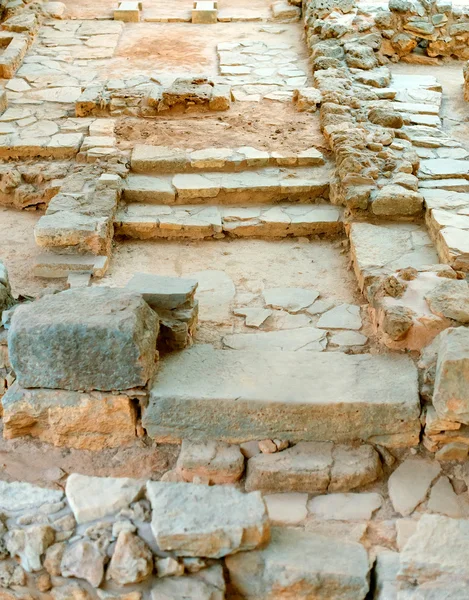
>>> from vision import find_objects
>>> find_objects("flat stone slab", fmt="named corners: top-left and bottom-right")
top-left (126, 272), bottom-right (198, 310)
top-left (222, 327), bottom-right (327, 352)
top-left (307, 492), bottom-right (382, 521)
top-left (245, 442), bottom-right (382, 493)
top-left (8, 287), bottom-right (158, 391)
top-left (263, 287), bottom-right (319, 313)
top-left (420, 159), bottom-right (469, 180)
top-left (226, 527), bottom-right (370, 599)
top-left (146, 481), bottom-right (269, 558)
top-left (143, 345), bottom-right (421, 446)
top-left (388, 458), bottom-right (441, 516)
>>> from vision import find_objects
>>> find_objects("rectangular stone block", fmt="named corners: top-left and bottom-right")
top-left (143, 345), bottom-right (421, 447)
top-left (192, 1), bottom-right (218, 23)
top-left (114, 1), bottom-right (142, 21)
top-left (146, 481), bottom-right (269, 558)
top-left (226, 527), bottom-right (370, 599)
top-left (2, 382), bottom-right (137, 450)
top-left (9, 287), bottom-right (159, 391)
top-left (33, 253), bottom-right (109, 279)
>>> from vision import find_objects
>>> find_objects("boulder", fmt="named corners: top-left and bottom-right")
top-left (146, 481), bottom-right (269, 558)
top-left (8, 287), bottom-right (158, 391)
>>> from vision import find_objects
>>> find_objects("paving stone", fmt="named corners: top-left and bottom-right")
top-left (146, 481), bottom-right (269, 558)
top-left (234, 307), bottom-right (272, 327)
top-left (188, 269), bottom-right (235, 324)
top-left (222, 327), bottom-right (327, 351)
top-left (307, 492), bottom-right (383, 521)
top-left (66, 474), bottom-right (144, 524)
top-left (263, 286), bottom-right (319, 313)
top-left (126, 272), bottom-right (198, 310)
top-left (226, 527), bottom-right (370, 599)
top-left (8, 287), bottom-right (158, 391)
top-left (175, 440), bottom-right (245, 484)
top-left (330, 331), bottom-right (368, 346)
top-left (399, 515), bottom-right (469, 587)
top-left (388, 458), bottom-right (441, 516)
top-left (143, 345), bottom-right (420, 445)
top-left (124, 175), bottom-right (175, 204)
top-left (2, 382), bottom-right (137, 450)
top-left (317, 303), bottom-right (362, 330)
top-left (264, 493), bottom-right (308, 524)
top-left (0, 481), bottom-right (63, 512)
top-left (420, 158), bottom-right (469, 180)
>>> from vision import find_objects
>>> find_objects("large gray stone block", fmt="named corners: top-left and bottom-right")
top-left (143, 345), bottom-right (421, 446)
top-left (226, 527), bottom-right (370, 599)
top-left (9, 287), bottom-right (158, 391)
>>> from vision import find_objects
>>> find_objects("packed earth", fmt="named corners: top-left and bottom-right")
top-left (1, 0), bottom-right (469, 596)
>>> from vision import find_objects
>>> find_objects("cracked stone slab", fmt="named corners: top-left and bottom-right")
top-left (0, 481), bottom-right (63, 512)
top-left (222, 327), bottom-right (327, 351)
top-left (317, 303), bottom-right (362, 330)
top-left (262, 287), bottom-right (319, 313)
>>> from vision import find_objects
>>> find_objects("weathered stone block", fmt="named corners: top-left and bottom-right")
top-left (9, 287), bottom-right (158, 391)
top-left (126, 272), bottom-right (198, 310)
top-left (226, 527), bottom-right (370, 599)
top-left (176, 440), bottom-right (245, 484)
top-left (2, 382), bottom-right (137, 450)
top-left (144, 345), bottom-right (421, 447)
top-left (146, 481), bottom-right (269, 558)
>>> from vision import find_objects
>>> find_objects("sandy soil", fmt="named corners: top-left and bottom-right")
top-left (116, 104), bottom-right (326, 153)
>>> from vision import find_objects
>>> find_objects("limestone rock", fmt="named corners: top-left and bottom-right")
top-left (263, 287), bottom-right (319, 313)
top-left (155, 556), bottom-right (184, 578)
top-left (307, 493), bottom-right (382, 521)
top-left (425, 279), bottom-right (469, 323)
top-left (433, 327), bottom-right (469, 424)
top-left (388, 458), bottom-right (441, 516)
top-left (222, 327), bottom-right (327, 352)
top-left (0, 480), bottom-right (63, 512)
top-left (427, 475), bottom-right (462, 517)
top-left (226, 527), bottom-right (370, 599)
top-left (151, 564), bottom-right (225, 600)
top-left (0, 561), bottom-right (26, 587)
top-left (8, 288), bottom-right (158, 391)
top-left (176, 440), bottom-right (245, 484)
top-left (373, 550), bottom-right (400, 600)
top-left (2, 383), bottom-right (137, 450)
top-left (126, 272), bottom-right (198, 310)
top-left (44, 542), bottom-right (66, 577)
top-left (107, 532), bottom-right (153, 585)
top-left (317, 303), bottom-right (362, 330)
top-left (146, 481), bottom-right (269, 558)
top-left (5, 525), bottom-right (55, 572)
top-left (264, 493), bottom-right (308, 524)
top-left (245, 442), bottom-right (382, 493)
top-left (66, 474), bottom-right (144, 524)
top-left (61, 540), bottom-right (105, 588)
top-left (188, 270), bottom-right (235, 325)
top-left (399, 515), bottom-right (469, 587)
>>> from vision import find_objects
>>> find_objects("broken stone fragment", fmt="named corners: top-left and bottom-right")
top-left (66, 473), bottom-right (145, 524)
top-left (8, 287), bottom-right (158, 391)
top-left (262, 287), bottom-right (319, 313)
top-left (147, 481), bottom-right (269, 558)
top-left (61, 540), bottom-right (105, 587)
top-left (0, 480), bottom-right (63, 512)
top-left (388, 458), bottom-right (441, 516)
top-left (106, 531), bottom-right (153, 585)
top-left (156, 556), bottom-right (184, 578)
top-left (126, 272), bottom-right (198, 310)
top-left (226, 527), bottom-right (370, 599)
top-left (5, 525), bottom-right (55, 572)
top-left (176, 440), bottom-right (245, 484)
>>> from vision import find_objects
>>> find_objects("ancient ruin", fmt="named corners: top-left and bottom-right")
top-left (1, 0), bottom-right (469, 596)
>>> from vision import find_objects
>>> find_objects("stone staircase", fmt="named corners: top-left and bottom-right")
top-left (114, 144), bottom-right (343, 240)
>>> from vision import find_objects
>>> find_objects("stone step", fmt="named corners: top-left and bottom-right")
top-left (123, 167), bottom-right (330, 205)
top-left (142, 344), bottom-right (420, 447)
top-left (114, 203), bottom-right (343, 239)
top-left (32, 252), bottom-right (109, 278)
top-left (130, 144), bottom-right (326, 174)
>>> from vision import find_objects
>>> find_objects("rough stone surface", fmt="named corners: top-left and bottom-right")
top-left (66, 474), bottom-right (144, 524)
top-left (6, 525), bottom-right (55, 572)
top-left (263, 287), bottom-right (319, 313)
top-left (226, 527), bottom-right (370, 599)
top-left (126, 272), bottom-right (198, 310)
top-left (8, 287), bottom-right (158, 391)
top-left (176, 440), bottom-right (245, 484)
top-left (61, 540), bottom-right (105, 588)
top-left (307, 492), bottom-right (383, 521)
top-left (151, 564), bottom-right (225, 600)
top-left (146, 481), bottom-right (269, 558)
top-left (144, 345), bottom-right (421, 446)
top-left (0, 481), bottom-right (63, 512)
top-left (106, 532), bottom-right (153, 585)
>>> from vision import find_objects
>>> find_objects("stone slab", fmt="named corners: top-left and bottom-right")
top-left (143, 345), bottom-right (421, 446)
top-left (126, 272), bottom-right (198, 310)
top-left (146, 481), bottom-right (269, 558)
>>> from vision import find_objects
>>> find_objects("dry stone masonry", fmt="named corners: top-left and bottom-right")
top-left (1, 0), bottom-right (469, 596)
